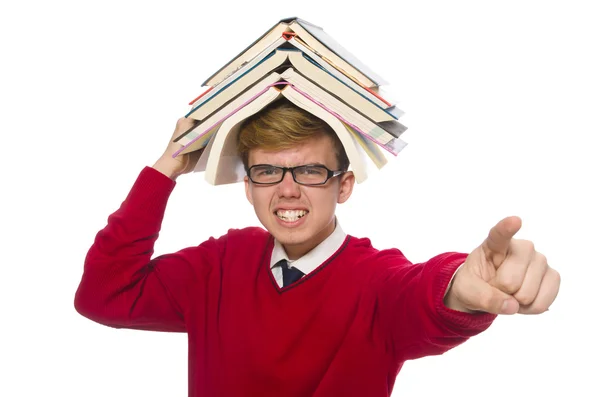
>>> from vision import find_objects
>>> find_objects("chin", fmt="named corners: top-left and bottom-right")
top-left (269, 223), bottom-right (311, 244)
top-left (273, 229), bottom-right (312, 245)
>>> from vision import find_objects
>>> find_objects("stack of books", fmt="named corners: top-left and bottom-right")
top-left (171, 17), bottom-right (408, 185)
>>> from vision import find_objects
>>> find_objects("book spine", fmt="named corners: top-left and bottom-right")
top-left (293, 39), bottom-right (393, 110)
top-left (363, 86), bottom-right (392, 108)
top-left (190, 50), bottom-right (281, 113)
top-left (173, 82), bottom-right (292, 157)
top-left (188, 86), bottom-right (214, 105)
top-left (288, 84), bottom-right (403, 155)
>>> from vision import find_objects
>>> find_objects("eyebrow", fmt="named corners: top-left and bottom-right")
top-left (261, 162), bottom-right (327, 168)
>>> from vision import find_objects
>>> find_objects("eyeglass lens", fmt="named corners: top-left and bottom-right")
top-left (250, 165), bottom-right (328, 184)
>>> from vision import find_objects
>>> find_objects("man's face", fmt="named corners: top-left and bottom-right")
top-left (244, 134), bottom-right (355, 260)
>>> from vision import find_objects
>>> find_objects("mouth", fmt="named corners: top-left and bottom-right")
top-left (275, 209), bottom-right (308, 223)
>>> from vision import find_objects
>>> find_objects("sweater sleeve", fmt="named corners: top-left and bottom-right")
top-left (74, 167), bottom-right (223, 332)
top-left (376, 251), bottom-right (496, 363)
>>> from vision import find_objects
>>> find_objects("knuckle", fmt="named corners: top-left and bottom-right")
top-left (514, 289), bottom-right (535, 306)
top-left (176, 117), bottom-right (189, 126)
top-left (549, 268), bottom-right (561, 286)
top-left (496, 272), bottom-right (522, 294)
top-left (519, 239), bottom-right (535, 254)
top-left (527, 302), bottom-right (546, 315)
top-left (537, 252), bottom-right (548, 266)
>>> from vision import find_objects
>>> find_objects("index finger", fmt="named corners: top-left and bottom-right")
top-left (482, 216), bottom-right (522, 263)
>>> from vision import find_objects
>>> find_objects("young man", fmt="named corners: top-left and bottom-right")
top-left (74, 100), bottom-right (560, 396)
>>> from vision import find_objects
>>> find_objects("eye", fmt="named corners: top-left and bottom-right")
top-left (297, 166), bottom-right (326, 176)
top-left (258, 167), bottom-right (277, 176)
top-left (252, 166), bottom-right (281, 178)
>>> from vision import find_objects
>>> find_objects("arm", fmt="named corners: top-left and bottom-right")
top-left (74, 118), bottom-right (209, 331)
top-left (376, 251), bottom-right (496, 363)
top-left (379, 216), bottom-right (560, 363)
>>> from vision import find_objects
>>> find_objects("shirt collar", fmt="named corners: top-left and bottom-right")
top-left (270, 219), bottom-right (347, 275)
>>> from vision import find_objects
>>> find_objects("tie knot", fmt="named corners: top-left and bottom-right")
top-left (276, 259), bottom-right (289, 270)
top-left (278, 259), bottom-right (304, 287)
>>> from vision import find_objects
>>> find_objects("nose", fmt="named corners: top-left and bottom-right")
top-left (277, 169), bottom-right (301, 198)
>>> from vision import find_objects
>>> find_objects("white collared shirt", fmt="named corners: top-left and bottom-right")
top-left (270, 220), bottom-right (347, 287)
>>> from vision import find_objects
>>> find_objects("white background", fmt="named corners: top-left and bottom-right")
top-left (1, 0), bottom-right (598, 396)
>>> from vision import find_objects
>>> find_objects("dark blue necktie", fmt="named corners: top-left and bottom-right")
top-left (278, 259), bottom-right (304, 287)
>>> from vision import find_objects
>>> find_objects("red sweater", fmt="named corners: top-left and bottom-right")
top-left (74, 167), bottom-right (496, 397)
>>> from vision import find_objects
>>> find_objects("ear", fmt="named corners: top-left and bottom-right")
top-left (244, 175), bottom-right (254, 205)
top-left (337, 171), bottom-right (355, 204)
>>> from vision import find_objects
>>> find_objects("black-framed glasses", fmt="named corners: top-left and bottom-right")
top-left (247, 164), bottom-right (345, 186)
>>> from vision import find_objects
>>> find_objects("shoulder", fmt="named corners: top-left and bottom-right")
top-left (331, 236), bottom-right (417, 292)
top-left (216, 226), bottom-right (272, 253)
top-left (341, 236), bottom-right (414, 280)
top-left (176, 227), bottom-right (270, 265)
top-left (224, 226), bottom-right (270, 242)
top-left (197, 226), bottom-right (270, 243)
top-left (345, 235), bottom-right (410, 264)
top-left (345, 236), bottom-right (465, 270)
top-left (182, 226), bottom-right (270, 253)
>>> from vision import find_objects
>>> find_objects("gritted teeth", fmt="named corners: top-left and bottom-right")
top-left (276, 209), bottom-right (307, 221)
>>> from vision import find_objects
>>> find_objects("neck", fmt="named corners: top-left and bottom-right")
top-left (283, 218), bottom-right (336, 260)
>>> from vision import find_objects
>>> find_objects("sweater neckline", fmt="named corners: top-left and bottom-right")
top-left (263, 234), bottom-right (352, 293)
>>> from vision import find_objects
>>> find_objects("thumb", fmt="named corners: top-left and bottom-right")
top-left (456, 275), bottom-right (520, 315)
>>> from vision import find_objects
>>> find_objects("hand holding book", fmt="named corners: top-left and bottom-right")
top-left (153, 118), bottom-right (205, 180)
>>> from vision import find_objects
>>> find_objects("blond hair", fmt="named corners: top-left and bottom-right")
top-left (237, 99), bottom-right (350, 171)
